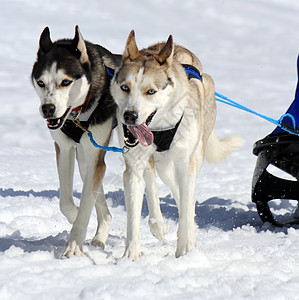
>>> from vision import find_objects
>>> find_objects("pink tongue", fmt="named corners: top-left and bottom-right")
top-left (128, 123), bottom-right (154, 147)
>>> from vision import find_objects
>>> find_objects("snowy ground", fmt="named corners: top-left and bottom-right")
top-left (1, 0), bottom-right (299, 299)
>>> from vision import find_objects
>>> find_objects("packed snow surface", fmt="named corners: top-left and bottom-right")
top-left (1, 0), bottom-right (299, 299)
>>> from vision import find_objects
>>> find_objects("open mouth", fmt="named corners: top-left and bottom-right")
top-left (46, 107), bottom-right (71, 130)
top-left (123, 111), bottom-right (156, 147)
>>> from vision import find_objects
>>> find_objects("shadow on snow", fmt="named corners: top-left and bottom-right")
top-left (106, 190), bottom-right (263, 230)
top-left (0, 188), bottom-right (298, 255)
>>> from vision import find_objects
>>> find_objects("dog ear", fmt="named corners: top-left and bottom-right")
top-left (73, 25), bottom-right (89, 64)
top-left (155, 35), bottom-right (174, 65)
top-left (39, 27), bottom-right (53, 55)
top-left (123, 30), bottom-right (140, 61)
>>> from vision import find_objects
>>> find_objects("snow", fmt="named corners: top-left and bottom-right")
top-left (1, 0), bottom-right (299, 299)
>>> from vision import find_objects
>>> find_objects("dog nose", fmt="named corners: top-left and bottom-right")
top-left (124, 111), bottom-right (138, 125)
top-left (42, 104), bottom-right (56, 118)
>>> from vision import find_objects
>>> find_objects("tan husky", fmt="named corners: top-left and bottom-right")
top-left (111, 31), bottom-right (243, 260)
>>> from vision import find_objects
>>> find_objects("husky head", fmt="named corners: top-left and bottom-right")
top-left (31, 26), bottom-right (91, 130)
top-left (111, 31), bottom-right (178, 147)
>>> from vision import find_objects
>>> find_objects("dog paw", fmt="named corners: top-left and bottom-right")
top-left (91, 235), bottom-right (105, 249)
top-left (148, 218), bottom-right (167, 241)
top-left (122, 242), bottom-right (141, 262)
top-left (175, 224), bottom-right (196, 258)
top-left (63, 240), bottom-right (84, 258)
top-left (91, 220), bottom-right (110, 249)
top-left (175, 240), bottom-right (196, 258)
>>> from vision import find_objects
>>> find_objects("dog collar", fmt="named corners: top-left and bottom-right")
top-left (71, 66), bottom-right (115, 114)
top-left (61, 66), bottom-right (115, 143)
top-left (62, 90), bottom-right (111, 143)
top-left (71, 93), bottom-right (92, 113)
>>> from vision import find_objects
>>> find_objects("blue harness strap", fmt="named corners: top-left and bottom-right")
top-left (182, 64), bottom-right (202, 81)
top-left (105, 66), bottom-right (115, 80)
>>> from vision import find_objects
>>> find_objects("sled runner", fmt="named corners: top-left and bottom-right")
top-left (252, 55), bottom-right (299, 225)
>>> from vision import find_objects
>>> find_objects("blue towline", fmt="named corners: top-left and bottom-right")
top-left (215, 92), bottom-right (299, 136)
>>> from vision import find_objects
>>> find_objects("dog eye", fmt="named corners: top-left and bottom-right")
top-left (120, 85), bottom-right (130, 93)
top-left (37, 80), bottom-right (45, 88)
top-left (147, 89), bottom-right (156, 95)
top-left (61, 80), bottom-right (73, 87)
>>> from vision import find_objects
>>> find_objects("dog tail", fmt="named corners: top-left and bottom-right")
top-left (204, 130), bottom-right (244, 163)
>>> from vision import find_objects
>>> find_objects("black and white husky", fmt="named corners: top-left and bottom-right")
top-left (31, 26), bottom-right (121, 257)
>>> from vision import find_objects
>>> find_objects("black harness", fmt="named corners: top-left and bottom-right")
top-left (61, 67), bottom-right (114, 143)
top-left (152, 115), bottom-right (183, 152)
top-left (151, 64), bottom-right (202, 152)
top-left (61, 119), bottom-right (89, 143)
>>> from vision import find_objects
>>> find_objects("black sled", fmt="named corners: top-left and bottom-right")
top-left (252, 55), bottom-right (299, 226)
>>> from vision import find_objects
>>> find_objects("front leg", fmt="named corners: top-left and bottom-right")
top-left (123, 162), bottom-right (146, 261)
top-left (144, 157), bottom-right (167, 241)
top-left (63, 176), bottom-right (96, 257)
top-left (91, 152), bottom-right (112, 249)
top-left (64, 148), bottom-right (107, 258)
top-left (175, 156), bottom-right (199, 258)
top-left (55, 142), bottom-right (78, 224)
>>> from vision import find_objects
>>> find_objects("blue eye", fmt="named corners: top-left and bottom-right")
top-left (37, 80), bottom-right (45, 88)
top-left (61, 80), bottom-right (73, 87)
top-left (121, 85), bottom-right (130, 92)
top-left (147, 89), bottom-right (156, 95)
